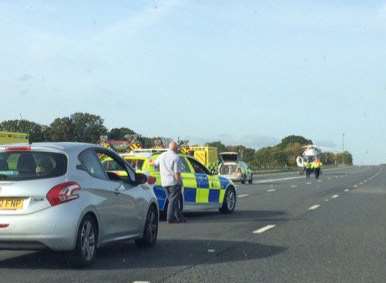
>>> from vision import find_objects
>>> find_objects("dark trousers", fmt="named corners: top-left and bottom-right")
top-left (315, 168), bottom-right (321, 179)
top-left (165, 185), bottom-right (183, 222)
top-left (306, 168), bottom-right (312, 179)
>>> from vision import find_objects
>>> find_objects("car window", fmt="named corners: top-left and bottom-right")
top-left (98, 150), bottom-right (137, 183)
top-left (126, 159), bottom-right (145, 171)
top-left (188, 157), bottom-right (210, 175)
top-left (78, 150), bottom-right (107, 180)
top-left (0, 151), bottom-right (67, 181)
top-left (179, 157), bottom-right (192, 173)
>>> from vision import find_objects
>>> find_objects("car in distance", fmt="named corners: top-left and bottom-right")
top-left (218, 152), bottom-right (253, 184)
top-left (116, 152), bottom-right (237, 214)
top-left (0, 143), bottom-right (159, 267)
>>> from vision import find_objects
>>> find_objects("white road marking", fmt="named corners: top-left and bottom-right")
top-left (353, 185), bottom-right (358, 188)
top-left (324, 199), bottom-right (329, 202)
top-left (133, 281), bottom-right (150, 283)
top-left (208, 249), bottom-right (216, 253)
top-left (344, 189), bottom-right (350, 192)
top-left (331, 194), bottom-right (339, 199)
top-left (290, 185), bottom-right (297, 188)
top-left (238, 194), bottom-right (249, 198)
top-left (309, 204), bottom-right (321, 211)
top-left (255, 176), bottom-right (304, 184)
top-left (253, 225), bottom-right (276, 234)
top-left (267, 189), bottom-right (276, 192)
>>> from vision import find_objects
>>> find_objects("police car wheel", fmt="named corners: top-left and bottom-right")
top-left (220, 187), bottom-right (236, 214)
top-left (135, 205), bottom-right (158, 248)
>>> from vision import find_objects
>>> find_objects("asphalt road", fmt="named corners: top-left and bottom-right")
top-left (0, 165), bottom-right (385, 283)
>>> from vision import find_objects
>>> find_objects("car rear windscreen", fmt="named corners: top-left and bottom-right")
top-left (220, 154), bottom-right (238, 162)
top-left (219, 164), bottom-right (238, 175)
top-left (0, 151), bottom-right (67, 181)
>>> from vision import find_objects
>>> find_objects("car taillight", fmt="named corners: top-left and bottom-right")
top-left (5, 146), bottom-right (31, 152)
top-left (147, 176), bottom-right (156, 185)
top-left (46, 182), bottom-right (81, 206)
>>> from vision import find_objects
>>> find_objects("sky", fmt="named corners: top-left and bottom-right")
top-left (1, 0), bottom-right (386, 164)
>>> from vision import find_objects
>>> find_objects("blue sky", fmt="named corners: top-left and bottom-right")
top-left (1, 0), bottom-right (386, 164)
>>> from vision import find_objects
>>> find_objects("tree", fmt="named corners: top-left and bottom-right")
top-left (336, 151), bottom-right (353, 165)
top-left (206, 141), bottom-right (227, 153)
top-left (108, 127), bottom-right (136, 140)
top-left (48, 113), bottom-right (107, 143)
top-left (0, 119), bottom-right (48, 142)
top-left (70, 113), bottom-right (107, 143)
top-left (49, 117), bottom-right (74, 142)
top-left (280, 135), bottom-right (313, 148)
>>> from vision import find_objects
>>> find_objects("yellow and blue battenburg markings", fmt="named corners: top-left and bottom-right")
top-left (153, 173), bottom-right (232, 211)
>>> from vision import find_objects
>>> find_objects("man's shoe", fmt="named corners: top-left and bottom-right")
top-left (176, 217), bottom-right (187, 223)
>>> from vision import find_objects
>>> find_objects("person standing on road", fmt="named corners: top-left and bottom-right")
top-left (313, 158), bottom-right (322, 180)
top-left (305, 158), bottom-right (313, 183)
top-left (154, 141), bottom-right (186, 224)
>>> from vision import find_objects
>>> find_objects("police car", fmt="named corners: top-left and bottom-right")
top-left (116, 152), bottom-right (237, 214)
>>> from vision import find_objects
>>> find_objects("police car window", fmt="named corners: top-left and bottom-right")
top-left (179, 157), bottom-right (191, 173)
top-left (78, 150), bottom-right (107, 180)
top-left (187, 158), bottom-right (210, 175)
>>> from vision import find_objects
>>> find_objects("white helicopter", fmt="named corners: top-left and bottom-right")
top-left (296, 145), bottom-right (322, 169)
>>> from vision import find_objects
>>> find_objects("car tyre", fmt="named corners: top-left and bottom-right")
top-left (68, 215), bottom-right (97, 268)
top-left (220, 187), bottom-right (236, 214)
top-left (135, 205), bottom-right (158, 248)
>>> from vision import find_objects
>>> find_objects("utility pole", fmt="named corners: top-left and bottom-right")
top-left (342, 133), bottom-right (345, 152)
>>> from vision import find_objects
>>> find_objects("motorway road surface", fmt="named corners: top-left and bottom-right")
top-left (0, 166), bottom-right (385, 283)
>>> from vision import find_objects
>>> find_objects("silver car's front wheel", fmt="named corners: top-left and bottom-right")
top-left (135, 205), bottom-right (158, 248)
top-left (69, 215), bottom-right (97, 268)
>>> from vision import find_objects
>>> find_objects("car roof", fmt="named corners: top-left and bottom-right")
top-left (0, 142), bottom-right (101, 154)
top-left (123, 152), bottom-right (192, 160)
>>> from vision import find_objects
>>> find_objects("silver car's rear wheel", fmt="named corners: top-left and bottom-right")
top-left (69, 215), bottom-right (97, 268)
top-left (135, 205), bottom-right (158, 248)
top-left (80, 219), bottom-right (96, 261)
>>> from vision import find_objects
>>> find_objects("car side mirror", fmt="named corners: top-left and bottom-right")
top-left (135, 173), bottom-right (147, 185)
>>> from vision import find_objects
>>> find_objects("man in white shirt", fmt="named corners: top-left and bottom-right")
top-left (154, 141), bottom-right (186, 223)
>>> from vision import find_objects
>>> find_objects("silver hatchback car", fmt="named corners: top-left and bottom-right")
top-left (0, 143), bottom-right (159, 267)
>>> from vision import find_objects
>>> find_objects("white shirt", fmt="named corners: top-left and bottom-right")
top-left (154, 150), bottom-right (182, 187)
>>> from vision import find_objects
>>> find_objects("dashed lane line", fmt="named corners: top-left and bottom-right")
top-left (331, 194), bottom-right (339, 199)
top-left (308, 204), bottom-right (321, 211)
top-left (253, 225), bottom-right (276, 234)
top-left (267, 189), bottom-right (276, 192)
top-left (255, 176), bottom-right (304, 184)
top-left (238, 194), bottom-right (249, 199)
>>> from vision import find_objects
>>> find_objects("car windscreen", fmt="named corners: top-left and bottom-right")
top-left (0, 151), bottom-right (67, 181)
